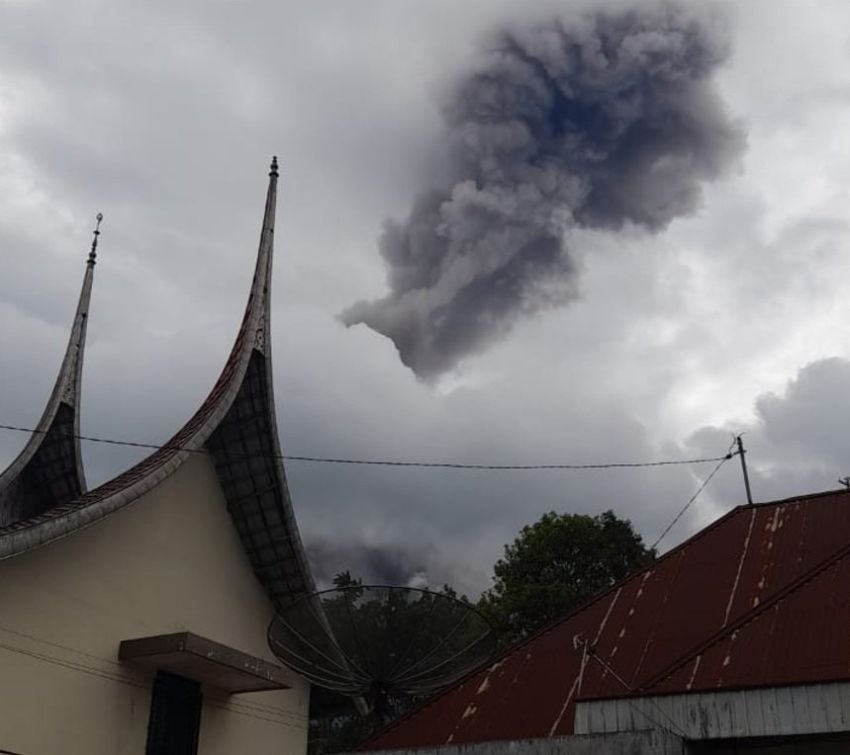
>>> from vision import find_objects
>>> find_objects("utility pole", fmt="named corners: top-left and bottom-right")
top-left (736, 435), bottom-right (753, 506)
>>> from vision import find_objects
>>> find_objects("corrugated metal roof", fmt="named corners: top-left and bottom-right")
top-left (645, 534), bottom-right (850, 695)
top-left (366, 489), bottom-right (850, 750)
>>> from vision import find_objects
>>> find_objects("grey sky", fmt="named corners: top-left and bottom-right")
top-left (2, 0), bottom-right (850, 595)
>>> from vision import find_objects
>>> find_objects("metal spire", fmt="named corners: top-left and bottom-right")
top-left (88, 213), bottom-right (103, 266)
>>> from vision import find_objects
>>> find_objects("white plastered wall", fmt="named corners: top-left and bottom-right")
top-left (0, 453), bottom-right (310, 755)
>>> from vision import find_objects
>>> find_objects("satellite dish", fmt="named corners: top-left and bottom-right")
top-left (268, 585), bottom-right (496, 716)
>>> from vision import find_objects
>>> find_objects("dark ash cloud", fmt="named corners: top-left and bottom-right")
top-left (306, 538), bottom-right (435, 590)
top-left (342, 3), bottom-right (743, 378)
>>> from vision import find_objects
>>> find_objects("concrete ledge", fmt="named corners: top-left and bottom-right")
top-left (119, 631), bottom-right (292, 693)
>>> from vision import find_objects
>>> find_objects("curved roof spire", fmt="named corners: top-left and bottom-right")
top-left (0, 159), bottom-right (317, 608)
top-left (0, 214), bottom-right (104, 526)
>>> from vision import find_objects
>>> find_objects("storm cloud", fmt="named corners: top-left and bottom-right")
top-left (342, 3), bottom-right (743, 377)
top-left (307, 538), bottom-right (434, 590)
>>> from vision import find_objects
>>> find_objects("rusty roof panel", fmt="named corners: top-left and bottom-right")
top-left (366, 490), bottom-right (850, 750)
top-left (647, 539), bottom-right (850, 694)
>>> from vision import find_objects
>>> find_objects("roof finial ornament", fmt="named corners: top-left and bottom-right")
top-left (88, 213), bottom-right (103, 266)
top-left (269, 156), bottom-right (279, 177)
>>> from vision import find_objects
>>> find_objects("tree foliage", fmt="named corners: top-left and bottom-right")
top-left (478, 510), bottom-right (654, 644)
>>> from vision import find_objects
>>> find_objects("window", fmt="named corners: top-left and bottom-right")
top-left (146, 671), bottom-right (202, 755)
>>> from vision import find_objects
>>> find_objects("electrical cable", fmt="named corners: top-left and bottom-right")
top-left (0, 423), bottom-right (731, 472)
top-left (0, 631), bottom-right (302, 730)
top-left (0, 638), bottom-right (145, 690)
top-left (582, 643), bottom-right (689, 740)
top-left (649, 438), bottom-right (738, 551)
top-left (0, 632), bottom-right (305, 727)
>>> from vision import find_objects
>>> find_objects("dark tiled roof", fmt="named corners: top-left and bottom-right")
top-left (0, 404), bottom-right (83, 524)
top-left (207, 350), bottom-right (313, 607)
top-left (365, 489), bottom-right (850, 749)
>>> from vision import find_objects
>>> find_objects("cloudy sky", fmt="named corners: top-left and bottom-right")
top-left (2, 0), bottom-right (850, 595)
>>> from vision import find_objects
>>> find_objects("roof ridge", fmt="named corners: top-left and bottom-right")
top-left (750, 486), bottom-right (850, 507)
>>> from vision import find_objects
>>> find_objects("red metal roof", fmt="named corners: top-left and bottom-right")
top-left (366, 489), bottom-right (850, 750)
top-left (644, 534), bottom-right (850, 695)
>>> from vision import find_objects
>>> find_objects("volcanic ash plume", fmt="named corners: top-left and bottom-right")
top-left (342, 4), bottom-right (743, 378)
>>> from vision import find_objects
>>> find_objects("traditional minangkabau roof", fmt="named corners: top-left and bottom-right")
top-left (0, 159), bottom-right (315, 608)
top-left (0, 215), bottom-right (103, 527)
top-left (364, 489), bottom-right (850, 750)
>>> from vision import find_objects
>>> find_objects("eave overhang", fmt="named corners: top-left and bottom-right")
top-left (119, 631), bottom-right (292, 693)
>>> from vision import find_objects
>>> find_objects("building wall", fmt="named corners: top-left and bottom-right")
top-left (575, 682), bottom-right (850, 742)
top-left (0, 454), bottom-right (309, 755)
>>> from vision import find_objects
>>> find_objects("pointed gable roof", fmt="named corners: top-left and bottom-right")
top-left (364, 489), bottom-right (850, 750)
top-left (0, 159), bottom-right (316, 608)
top-left (0, 215), bottom-right (103, 527)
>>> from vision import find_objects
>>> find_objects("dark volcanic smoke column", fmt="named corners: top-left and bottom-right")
top-left (342, 3), bottom-right (743, 378)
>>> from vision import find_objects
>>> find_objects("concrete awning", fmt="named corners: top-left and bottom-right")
top-left (119, 631), bottom-right (292, 693)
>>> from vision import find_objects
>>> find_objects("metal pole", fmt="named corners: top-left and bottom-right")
top-left (736, 435), bottom-right (753, 505)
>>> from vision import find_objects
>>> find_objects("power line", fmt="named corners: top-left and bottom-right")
top-left (0, 638), bottom-right (303, 730)
top-left (0, 638), bottom-right (145, 690)
top-left (282, 455), bottom-right (730, 471)
top-left (649, 438), bottom-right (738, 551)
top-left (0, 422), bottom-right (732, 472)
top-left (581, 641), bottom-right (689, 739)
top-left (0, 622), bottom-right (306, 726)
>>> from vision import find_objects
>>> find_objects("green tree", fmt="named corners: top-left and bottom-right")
top-left (478, 510), bottom-right (654, 645)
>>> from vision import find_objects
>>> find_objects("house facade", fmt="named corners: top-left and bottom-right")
top-left (0, 159), bottom-right (312, 754)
